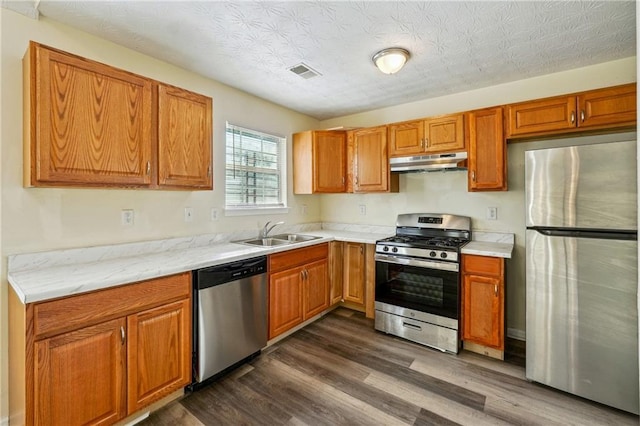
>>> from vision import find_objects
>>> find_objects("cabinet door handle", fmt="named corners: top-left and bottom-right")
top-left (420, 138), bottom-right (425, 149)
top-left (471, 171), bottom-right (476, 182)
top-left (300, 270), bottom-right (305, 281)
top-left (342, 176), bottom-right (345, 185)
top-left (580, 110), bottom-right (585, 123)
top-left (424, 137), bottom-right (429, 148)
top-left (355, 176), bottom-right (358, 185)
top-left (570, 111), bottom-right (575, 124)
top-left (494, 284), bottom-right (498, 296)
top-left (120, 326), bottom-right (126, 345)
top-left (360, 245), bottom-right (363, 254)
top-left (146, 161), bottom-right (151, 175)
top-left (207, 164), bottom-right (212, 177)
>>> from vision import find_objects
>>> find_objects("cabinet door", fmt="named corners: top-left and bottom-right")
top-left (388, 120), bottom-right (424, 157)
top-left (158, 84), bottom-right (213, 189)
top-left (462, 274), bottom-right (503, 349)
top-left (34, 318), bottom-right (126, 426)
top-left (269, 267), bottom-right (304, 338)
top-left (507, 96), bottom-right (576, 137)
top-left (303, 259), bottom-right (329, 319)
top-left (424, 114), bottom-right (465, 153)
top-left (27, 42), bottom-right (153, 187)
top-left (578, 84), bottom-right (637, 129)
top-left (314, 131), bottom-right (347, 192)
top-left (467, 107), bottom-right (506, 191)
top-left (353, 126), bottom-right (390, 192)
top-left (329, 241), bottom-right (344, 305)
top-left (127, 299), bottom-right (191, 414)
top-left (343, 242), bottom-right (365, 305)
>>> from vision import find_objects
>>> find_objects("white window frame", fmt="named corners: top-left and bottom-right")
top-left (224, 122), bottom-right (288, 216)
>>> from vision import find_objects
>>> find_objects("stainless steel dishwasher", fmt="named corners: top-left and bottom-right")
top-left (192, 256), bottom-right (267, 386)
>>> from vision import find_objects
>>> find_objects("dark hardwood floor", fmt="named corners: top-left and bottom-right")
top-left (141, 308), bottom-right (638, 426)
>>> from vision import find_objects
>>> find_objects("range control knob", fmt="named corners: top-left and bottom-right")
top-left (392, 247), bottom-right (398, 253)
top-left (429, 251), bottom-right (436, 257)
top-left (383, 246), bottom-right (389, 252)
top-left (440, 252), bottom-right (448, 259)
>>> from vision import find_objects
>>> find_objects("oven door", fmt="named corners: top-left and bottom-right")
top-left (375, 254), bottom-right (459, 320)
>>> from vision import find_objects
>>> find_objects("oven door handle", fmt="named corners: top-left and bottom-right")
top-left (374, 253), bottom-right (459, 272)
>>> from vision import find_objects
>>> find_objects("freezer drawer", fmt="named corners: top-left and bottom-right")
top-left (525, 229), bottom-right (639, 414)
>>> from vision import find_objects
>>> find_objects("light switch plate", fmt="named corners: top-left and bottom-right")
top-left (184, 207), bottom-right (194, 222)
top-left (359, 204), bottom-right (367, 215)
top-left (487, 207), bottom-right (498, 220)
top-left (210, 208), bottom-right (220, 221)
top-left (121, 209), bottom-right (134, 226)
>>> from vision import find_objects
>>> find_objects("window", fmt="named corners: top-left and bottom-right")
top-left (225, 123), bottom-right (286, 212)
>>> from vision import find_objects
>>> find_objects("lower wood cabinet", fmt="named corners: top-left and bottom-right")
top-left (10, 272), bottom-right (192, 425)
top-left (328, 241), bottom-right (376, 319)
top-left (268, 243), bottom-right (329, 339)
top-left (462, 254), bottom-right (505, 359)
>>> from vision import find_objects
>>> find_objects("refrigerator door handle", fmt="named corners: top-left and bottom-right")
top-left (528, 226), bottom-right (637, 241)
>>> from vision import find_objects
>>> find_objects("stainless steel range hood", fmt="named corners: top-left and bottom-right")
top-left (390, 151), bottom-right (468, 173)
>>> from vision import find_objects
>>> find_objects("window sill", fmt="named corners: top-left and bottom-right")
top-left (224, 207), bottom-right (290, 217)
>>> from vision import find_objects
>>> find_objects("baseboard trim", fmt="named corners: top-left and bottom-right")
top-left (1, 416), bottom-right (8, 426)
top-left (507, 328), bottom-right (526, 341)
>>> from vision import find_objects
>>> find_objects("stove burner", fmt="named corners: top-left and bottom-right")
top-left (379, 235), bottom-right (469, 250)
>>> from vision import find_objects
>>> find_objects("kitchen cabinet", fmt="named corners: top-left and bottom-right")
top-left (506, 83), bottom-right (636, 138)
top-left (328, 241), bottom-right (344, 305)
top-left (9, 272), bottom-right (192, 425)
top-left (466, 107), bottom-right (507, 191)
top-left (268, 243), bottom-right (329, 339)
top-left (157, 84), bottom-right (213, 189)
top-left (388, 113), bottom-right (465, 157)
top-left (462, 254), bottom-right (505, 359)
top-left (23, 41), bottom-right (212, 190)
top-left (337, 242), bottom-right (376, 318)
top-left (293, 130), bottom-right (347, 194)
top-left (349, 126), bottom-right (399, 193)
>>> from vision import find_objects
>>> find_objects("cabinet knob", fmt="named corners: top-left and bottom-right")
top-left (570, 111), bottom-right (576, 124)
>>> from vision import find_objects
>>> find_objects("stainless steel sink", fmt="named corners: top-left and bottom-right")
top-left (270, 233), bottom-right (321, 243)
top-left (234, 234), bottom-right (321, 247)
top-left (238, 238), bottom-right (290, 247)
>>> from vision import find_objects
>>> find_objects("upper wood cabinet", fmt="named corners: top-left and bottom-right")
top-left (158, 84), bottom-right (213, 189)
top-left (388, 113), bottom-right (465, 157)
top-left (349, 126), bottom-right (398, 193)
top-left (23, 41), bottom-right (212, 190)
top-left (293, 130), bottom-right (347, 194)
top-left (506, 83), bottom-right (636, 138)
top-left (466, 107), bottom-right (506, 192)
top-left (462, 255), bottom-right (505, 357)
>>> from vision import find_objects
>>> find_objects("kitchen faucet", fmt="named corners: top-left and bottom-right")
top-left (261, 221), bottom-right (284, 238)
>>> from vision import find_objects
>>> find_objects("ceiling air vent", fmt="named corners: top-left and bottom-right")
top-left (289, 63), bottom-right (321, 79)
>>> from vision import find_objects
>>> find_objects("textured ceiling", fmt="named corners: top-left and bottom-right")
top-left (5, 1), bottom-right (637, 120)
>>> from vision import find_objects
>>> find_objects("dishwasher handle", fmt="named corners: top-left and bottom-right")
top-left (196, 256), bottom-right (267, 290)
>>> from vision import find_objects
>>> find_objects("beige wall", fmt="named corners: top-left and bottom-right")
top-left (0, 9), bottom-right (321, 421)
top-left (318, 57), bottom-right (637, 341)
top-left (1, 6), bottom-right (637, 423)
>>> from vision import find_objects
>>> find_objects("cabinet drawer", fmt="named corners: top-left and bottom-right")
top-left (462, 255), bottom-right (503, 277)
top-left (33, 272), bottom-right (191, 339)
top-left (269, 243), bottom-right (328, 273)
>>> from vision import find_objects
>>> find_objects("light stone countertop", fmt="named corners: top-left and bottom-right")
top-left (461, 241), bottom-right (513, 258)
top-left (8, 225), bottom-right (512, 304)
top-left (8, 228), bottom-right (393, 304)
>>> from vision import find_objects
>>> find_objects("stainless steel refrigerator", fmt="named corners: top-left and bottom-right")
top-left (525, 139), bottom-right (639, 415)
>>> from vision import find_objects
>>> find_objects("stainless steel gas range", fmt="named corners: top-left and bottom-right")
top-left (374, 213), bottom-right (471, 353)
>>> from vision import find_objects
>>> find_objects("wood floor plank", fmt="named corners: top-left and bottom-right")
top-left (295, 327), bottom-right (487, 411)
top-left (272, 339), bottom-right (422, 424)
top-left (141, 309), bottom-right (639, 426)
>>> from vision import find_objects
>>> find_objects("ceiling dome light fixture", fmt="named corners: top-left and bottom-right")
top-left (372, 47), bottom-right (410, 75)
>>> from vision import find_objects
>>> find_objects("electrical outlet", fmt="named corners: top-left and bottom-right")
top-left (487, 207), bottom-right (498, 220)
top-left (121, 209), bottom-right (134, 226)
top-left (184, 207), bottom-right (194, 222)
top-left (300, 204), bottom-right (308, 215)
top-left (210, 208), bottom-right (220, 221)
top-left (359, 204), bottom-right (367, 216)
